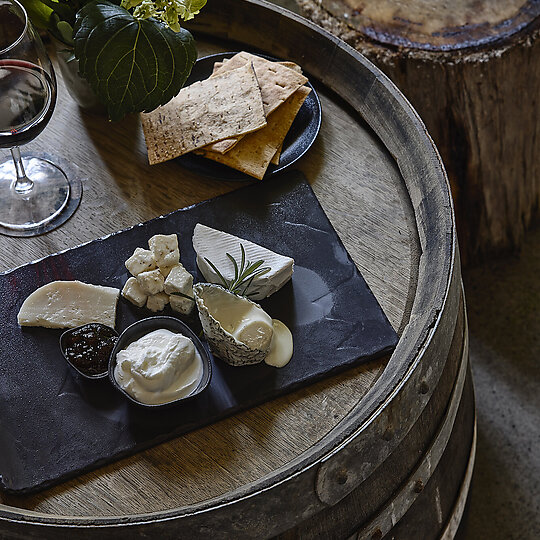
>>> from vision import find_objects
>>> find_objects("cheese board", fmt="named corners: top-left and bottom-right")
top-left (0, 172), bottom-right (397, 494)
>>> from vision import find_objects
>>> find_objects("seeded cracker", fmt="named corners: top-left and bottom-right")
top-left (196, 86), bottom-right (311, 179)
top-left (141, 62), bottom-right (266, 165)
top-left (271, 142), bottom-right (283, 165)
top-left (205, 53), bottom-right (308, 154)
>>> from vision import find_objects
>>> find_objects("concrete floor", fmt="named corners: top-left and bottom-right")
top-left (461, 226), bottom-right (540, 539)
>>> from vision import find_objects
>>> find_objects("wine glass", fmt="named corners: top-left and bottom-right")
top-left (0, 0), bottom-right (79, 236)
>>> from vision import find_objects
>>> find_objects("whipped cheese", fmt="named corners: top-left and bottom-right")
top-left (114, 329), bottom-right (203, 405)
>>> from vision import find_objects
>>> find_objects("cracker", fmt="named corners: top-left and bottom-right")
top-left (270, 142), bottom-right (283, 166)
top-left (204, 52), bottom-right (308, 154)
top-left (196, 86), bottom-right (311, 180)
top-left (279, 61), bottom-right (303, 74)
top-left (141, 62), bottom-right (266, 165)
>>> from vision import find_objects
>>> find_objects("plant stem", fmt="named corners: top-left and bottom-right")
top-left (10, 147), bottom-right (33, 194)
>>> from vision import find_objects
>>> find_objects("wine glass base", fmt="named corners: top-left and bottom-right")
top-left (0, 156), bottom-right (82, 237)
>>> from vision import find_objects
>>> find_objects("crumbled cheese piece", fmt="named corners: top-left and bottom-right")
top-left (121, 277), bottom-right (148, 308)
top-left (160, 265), bottom-right (174, 277)
top-left (146, 292), bottom-right (169, 312)
top-left (170, 293), bottom-right (194, 315)
top-left (149, 234), bottom-right (180, 269)
top-left (164, 264), bottom-right (193, 295)
top-left (137, 269), bottom-right (165, 296)
top-left (125, 248), bottom-right (156, 276)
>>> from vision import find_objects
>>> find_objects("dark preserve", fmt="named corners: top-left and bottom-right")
top-left (61, 324), bottom-right (118, 377)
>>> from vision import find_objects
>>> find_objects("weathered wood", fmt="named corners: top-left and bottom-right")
top-left (0, 1), bottom-right (472, 537)
top-left (295, 0), bottom-right (540, 263)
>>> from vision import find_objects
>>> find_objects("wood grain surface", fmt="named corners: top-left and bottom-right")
top-left (318, 0), bottom-right (537, 50)
top-left (0, 39), bottom-right (416, 517)
top-left (295, 0), bottom-right (540, 263)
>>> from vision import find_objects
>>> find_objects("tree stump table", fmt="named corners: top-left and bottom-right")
top-left (295, 0), bottom-right (540, 263)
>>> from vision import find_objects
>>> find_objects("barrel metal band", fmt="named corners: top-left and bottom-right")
top-left (356, 309), bottom-right (470, 539)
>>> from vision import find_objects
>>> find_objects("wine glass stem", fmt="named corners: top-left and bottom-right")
top-left (10, 146), bottom-right (33, 193)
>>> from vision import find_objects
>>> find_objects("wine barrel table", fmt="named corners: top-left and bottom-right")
top-left (0, 1), bottom-right (474, 538)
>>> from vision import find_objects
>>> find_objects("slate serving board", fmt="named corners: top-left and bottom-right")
top-left (0, 172), bottom-right (397, 494)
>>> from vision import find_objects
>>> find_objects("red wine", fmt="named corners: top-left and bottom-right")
top-left (0, 59), bottom-right (56, 148)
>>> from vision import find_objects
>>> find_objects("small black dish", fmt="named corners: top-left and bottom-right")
top-left (108, 316), bottom-right (212, 408)
top-left (177, 52), bottom-right (322, 181)
top-left (60, 323), bottom-right (119, 380)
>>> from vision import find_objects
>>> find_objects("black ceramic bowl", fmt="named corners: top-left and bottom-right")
top-left (108, 316), bottom-right (212, 408)
top-left (60, 323), bottom-right (119, 380)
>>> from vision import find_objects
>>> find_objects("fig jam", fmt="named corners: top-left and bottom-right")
top-left (61, 324), bottom-right (118, 377)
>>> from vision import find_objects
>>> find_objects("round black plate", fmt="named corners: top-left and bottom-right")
top-left (177, 52), bottom-right (322, 181)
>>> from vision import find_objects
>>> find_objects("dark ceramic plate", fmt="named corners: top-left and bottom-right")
top-left (0, 172), bottom-right (397, 494)
top-left (108, 317), bottom-right (212, 408)
top-left (177, 52), bottom-right (322, 181)
top-left (60, 323), bottom-right (118, 380)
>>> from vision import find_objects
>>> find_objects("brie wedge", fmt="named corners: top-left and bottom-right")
top-left (17, 281), bottom-right (119, 328)
top-left (192, 224), bottom-right (294, 300)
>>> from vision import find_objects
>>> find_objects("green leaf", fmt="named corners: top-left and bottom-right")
top-left (73, 0), bottom-right (197, 121)
top-left (177, 0), bottom-right (207, 21)
top-left (19, 0), bottom-right (53, 29)
top-left (56, 20), bottom-right (74, 45)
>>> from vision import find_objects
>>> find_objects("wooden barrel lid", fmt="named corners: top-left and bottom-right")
top-left (0, 1), bottom-right (461, 535)
top-left (318, 0), bottom-right (540, 50)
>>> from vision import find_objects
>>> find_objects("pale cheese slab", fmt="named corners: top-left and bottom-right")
top-left (17, 281), bottom-right (119, 329)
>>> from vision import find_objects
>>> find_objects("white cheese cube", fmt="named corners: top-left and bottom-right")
top-left (169, 293), bottom-right (194, 315)
top-left (121, 277), bottom-right (148, 307)
top-left (149, 234), bottom-right (179, 269)
top-left (136, 269), bottom-right (165, 295)
top-left (160, 265), bottom-right (174, 277)
top-left (146, 292), bottom-right (169, 312)
top-left (125, 248), bottom-right (156, 276)
top-left (164, 264), bottom-right (193, 295)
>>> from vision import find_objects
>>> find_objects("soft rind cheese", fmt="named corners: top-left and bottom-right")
top-left (17, 281), bottom-right (119, 329)
top-left (192, 224), bottom-right (294, 300)
top-left (194, 283), bottom-right (273, 366)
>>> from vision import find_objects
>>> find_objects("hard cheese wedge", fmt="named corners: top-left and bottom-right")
top-left (192, 224), bottom-right (294, 301)
top-left (17, 281), bottom-right (119, 329)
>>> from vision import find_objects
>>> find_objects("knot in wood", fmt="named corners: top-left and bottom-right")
top-left (336, 467), bottom-right (349, 485)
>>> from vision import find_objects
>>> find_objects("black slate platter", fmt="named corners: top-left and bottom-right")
top-left (0, 172), bottom-right (397, 494)
top-left (177, 52), bottom-right (322, 181)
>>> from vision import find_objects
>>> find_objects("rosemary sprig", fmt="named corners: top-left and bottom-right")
top-left (204, 244), bottom-right (270, 297)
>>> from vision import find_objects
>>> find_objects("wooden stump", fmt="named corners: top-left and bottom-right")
top-left (295, 0), bottom-right (540, 263)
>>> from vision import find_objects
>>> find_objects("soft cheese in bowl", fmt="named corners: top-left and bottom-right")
top-left (109, 317), bottom-right (211, 407)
